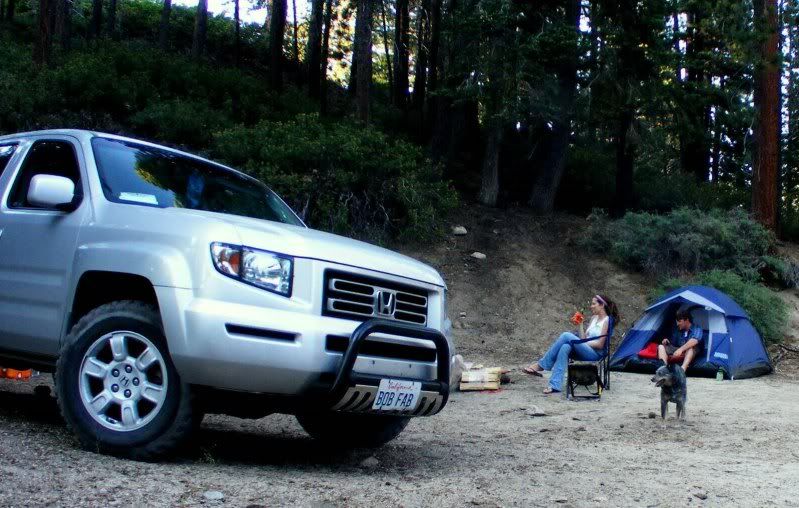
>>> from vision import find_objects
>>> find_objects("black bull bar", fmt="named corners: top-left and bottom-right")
top-left (327, 319), bottom-right (451, 417)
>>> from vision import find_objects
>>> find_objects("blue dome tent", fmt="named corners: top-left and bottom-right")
top-left (610, 286), bottom-right (773, 379)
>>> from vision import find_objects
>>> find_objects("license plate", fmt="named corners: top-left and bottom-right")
top-left (372, 379), bottom-right (421, 411)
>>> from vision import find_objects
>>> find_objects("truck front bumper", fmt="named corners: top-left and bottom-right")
top-left (327, 319), bottom-right (450, 416)
top-left (155, 287), bottom-right (452, 415)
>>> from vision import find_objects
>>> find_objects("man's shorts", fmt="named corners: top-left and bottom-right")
top-left (664, 344), bottom-right (679, 356)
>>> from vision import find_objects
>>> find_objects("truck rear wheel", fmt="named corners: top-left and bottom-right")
top-left (55, 301), bottom-right (196, 460)
top-left (296, 412), bottom-right (410, 448)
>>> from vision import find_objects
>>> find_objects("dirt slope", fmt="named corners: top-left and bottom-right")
top-left (403, 206), bottom-right (651, 368)
top-left (405, 206), bottom-right (799, 378)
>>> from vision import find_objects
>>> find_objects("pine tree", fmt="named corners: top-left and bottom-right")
top-left (752, 0), bottom-right (780, 230)
top-left (191, 0), bottom-right (208, 59)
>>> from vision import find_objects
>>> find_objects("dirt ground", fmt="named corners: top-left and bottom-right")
top-left (1, 207), bottom-right (799, 507)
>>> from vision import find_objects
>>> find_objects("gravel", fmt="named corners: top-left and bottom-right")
top-left (2, 372), bottom-right (798, 506)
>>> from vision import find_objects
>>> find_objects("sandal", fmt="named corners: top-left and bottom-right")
top-left (542, 387), bottom-right (559, 394)
top-left (523, 365), bottom-right (543, 377)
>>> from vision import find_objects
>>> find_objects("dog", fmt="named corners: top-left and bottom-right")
top-left (651, 364), bottom-right (687, 420)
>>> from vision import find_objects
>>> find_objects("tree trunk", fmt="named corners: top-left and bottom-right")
top-left (412, 0), bottom-right (430, 112)
top-left (420, 0), bottom-right (441, 142)
top-left (234, 0), bottom-right (241, 67)
top-left (107, 0), bottom-right (117, 39)
top-left (268, 0), bottom-right (288, 90)
top-left (7, 0), bottom-right (16, 22)
top-left (430, 0), bottom-right (481, 166)
top-left (320, 0), bottom-right (334, 115)
top-left (710, 78), bottom-right (726, 183)
top-left (353, 0), bottom-right (373, 123)
top-left (191, 0), bottom-right (208, 59)
top-left (785, 0), bottom-right (799, 227)
top-left (788, 0), bottom-right (799, 175)
top-left (711, 110), bottom-right (722, 183)
top-left (427, 0), bottom-right (441, 94)
top-left (393, 0), bottom-right (410, 108)
top-left (292, 0), bottom-right (299, 65)
top-left (673, 12), bottom-right (680, 83)
top-left (614, 105), bottom-right (636, 217)
top-left (307, 0), bottom-right (325, 98)
top-left (34, 0), bottom-right (53, 66)
top-left (529, 0), bottom-right (579, 212)
top-left (159, 0), bottom-right (172, 50)
top-left (612, 0), bottom-right (638, 217)
top-left (590, 0), bottom-right (600, 76)
top-left (587, 0), bottom-right (601, 138)
top-left (478, 123), bottom-right (503, 206)
top-left (680, 7), bottom-right (710, 182)
top-left (63, 0), bottom-right (72, 50)
top-left (752, 0), bottom-right (780, 231)
top-left (89, 0), bottom-right (102, 40)
top-left (53, 0), bottom-right (66, 49)
top-left (379, 0), bottom-right (394, 94)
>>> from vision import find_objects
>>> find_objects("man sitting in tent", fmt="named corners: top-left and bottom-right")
top-left (658, 309), bottom-right (704, 370)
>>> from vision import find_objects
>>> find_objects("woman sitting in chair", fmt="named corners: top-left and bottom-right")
top-left (523, 294), bottom-right (620, 394)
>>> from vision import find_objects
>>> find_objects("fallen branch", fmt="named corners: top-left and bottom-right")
top-left (779, 344), bottom-right (799, 354)
top-left (771, 343), bottom-right (799, 367)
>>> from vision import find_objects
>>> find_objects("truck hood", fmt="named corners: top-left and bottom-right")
top-left (173, 210), bottom-right (445, 287)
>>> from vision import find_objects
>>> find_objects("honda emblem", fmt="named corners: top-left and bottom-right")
top-left (376, 291), bottom-right (397, 316)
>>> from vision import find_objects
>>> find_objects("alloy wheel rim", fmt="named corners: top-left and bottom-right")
top-left (78, 331), bottom-right (168, 432)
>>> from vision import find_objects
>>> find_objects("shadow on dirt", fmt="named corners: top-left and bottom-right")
top-left (187, 426), bottom-right (375, 467)
top-left (0, 385), bottom-right (441, 471)
top-left (183, 423), bottom-right (445, 472)
top-left (0, 384), bottom-right (63, 426)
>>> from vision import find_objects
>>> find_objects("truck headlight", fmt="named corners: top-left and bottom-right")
top-left (442, 288), bottom-right (453, 340)
top-left (211, 242), bottom-right (293, 297)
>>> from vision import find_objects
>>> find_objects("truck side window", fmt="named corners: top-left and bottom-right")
top-left (8, 140), bottom-right (81, 209)
top-left (0, 144), bottom-right (16, 177)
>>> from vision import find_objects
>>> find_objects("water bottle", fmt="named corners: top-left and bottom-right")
top-left (716, 368), bottom-right (724, 381)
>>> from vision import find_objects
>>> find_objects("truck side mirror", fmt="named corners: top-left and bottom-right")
top-left (27, 174), bottom-right (76, 209)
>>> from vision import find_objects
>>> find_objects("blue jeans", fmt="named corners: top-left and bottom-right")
top-left (538, 332), bottom-right (603, 391)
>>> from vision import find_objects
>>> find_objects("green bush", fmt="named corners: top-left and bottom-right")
top-left (130, 99), bottom-right (232, 147)
top-left (582, 207), bottom-right (774, 280)
top-left (657, 270), bottom-right (788, 345)
top-left (634, 166), bottom-right (749, 213)
top-left (0, 37), bottom-right (274, 139)
top-left (758, 255), bottom-right (799, 289)
top-left (213, 115), bottom-right (458, 243)
top-left (0, 34), bottom-right (452, 242)
top-left (556, 134), bottom-right (748, 216)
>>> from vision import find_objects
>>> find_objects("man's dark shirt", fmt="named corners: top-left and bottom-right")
top-left (671, 324), bottom-right (704, 349)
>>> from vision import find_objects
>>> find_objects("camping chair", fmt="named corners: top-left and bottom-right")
top-left (566, 317), bottom-right (614, 400)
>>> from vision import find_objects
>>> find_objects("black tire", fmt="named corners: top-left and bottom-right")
top-left (296, 412), bottom-right (410, 448)
top-left (55, 301), bottom-right (196, 460)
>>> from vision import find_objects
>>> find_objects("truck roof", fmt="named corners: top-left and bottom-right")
top-left (0, 129), bottom-right (254, 183)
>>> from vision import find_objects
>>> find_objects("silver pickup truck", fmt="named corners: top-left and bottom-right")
top-left (0, 130), bottom-right (453, 460)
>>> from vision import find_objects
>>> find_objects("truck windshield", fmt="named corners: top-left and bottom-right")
top-left (91, 137), bottom-right (303, 227)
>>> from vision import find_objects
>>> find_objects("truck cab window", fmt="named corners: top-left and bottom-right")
top-left (8, 141), bottom-right (81, 209)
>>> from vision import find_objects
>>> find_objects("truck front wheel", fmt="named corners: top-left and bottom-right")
top-left (55, 301), bottom-right (196, 460)
top-left (296, 411), bottom-right (410, 448)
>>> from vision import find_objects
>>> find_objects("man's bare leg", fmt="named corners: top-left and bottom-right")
top-left (657, 344), bottom-right (669, 365)
top-left (681, 348), bottom-right (695, 371)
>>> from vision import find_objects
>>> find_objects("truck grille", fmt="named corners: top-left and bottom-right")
top-left (323, 270), bottom-right (428, 325)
